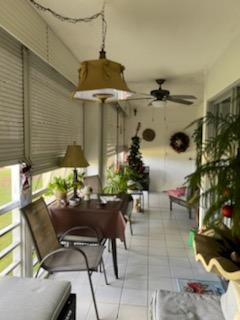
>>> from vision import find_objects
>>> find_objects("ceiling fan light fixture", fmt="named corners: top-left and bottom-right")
top-left (151, 100), bottom-right (167, 108)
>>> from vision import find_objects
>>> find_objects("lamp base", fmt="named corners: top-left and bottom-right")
top-left (70, 194), bottom-right (80, 202)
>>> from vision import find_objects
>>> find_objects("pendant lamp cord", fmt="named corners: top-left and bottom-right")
top-left (28, 0), bottom-right (107, 50)
top-left (101, 2), bottom-right (107, 52)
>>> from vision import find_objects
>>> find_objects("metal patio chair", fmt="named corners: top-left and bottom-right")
top-left (21, 197), bottom-right (108, 320)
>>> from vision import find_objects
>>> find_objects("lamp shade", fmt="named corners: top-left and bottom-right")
top-left (73, 58), bottom-right (133, 101)
top-left (61, 143), bottom-right (89, 168)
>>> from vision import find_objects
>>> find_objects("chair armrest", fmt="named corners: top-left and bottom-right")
top-left (35, 247), bottom-right (89, 277)
top-left (59, 225), bottom-right (102, 244)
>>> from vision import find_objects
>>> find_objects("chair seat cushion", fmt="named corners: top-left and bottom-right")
top-left (0, 276), bottom-right (71, 320)
top-left (151, 290), bottom-right (224, 320)
top-left (44, 245), bottom-right (105, 272)
top-left (167, 187), bottom-right (186, 197)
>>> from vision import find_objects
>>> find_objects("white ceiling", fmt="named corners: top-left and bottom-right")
top-left (31, 0), bottom-right (240, 85)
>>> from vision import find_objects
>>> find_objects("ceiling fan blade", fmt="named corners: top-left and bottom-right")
top-left (170, 95), bottom-right (197, 100)
top-left (121, 97), bottom-right (152, 101)
top-left (147, 99), bottom-right (155, 106)
top-left (167, 96), bottom-right (193, 105)
top-left (131, 91), bottom-right (152, 97)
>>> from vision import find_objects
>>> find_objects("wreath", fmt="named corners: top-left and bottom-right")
top-left (170, 132), bottom-right (190, 153)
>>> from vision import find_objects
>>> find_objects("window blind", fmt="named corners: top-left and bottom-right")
top-left (102, 104), bottom-right (117, 172)
top-left (0, 27), bottom-right (24, 166)
top-left (118, 110), bottom-right (125, 150)
top-left (29, 53), bottom-right (83, 174)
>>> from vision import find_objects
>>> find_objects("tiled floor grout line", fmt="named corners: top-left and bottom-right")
top-left (146, 208), bottom-right (150, 320)
top-left (116, 231), bottom-right (132, 319)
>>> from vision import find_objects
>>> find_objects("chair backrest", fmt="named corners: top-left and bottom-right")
top-left (84, 175), bottom-right (102, 193)
top-left (21, 198), bottom-right (61, 262)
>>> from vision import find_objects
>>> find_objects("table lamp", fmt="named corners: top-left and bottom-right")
top-left (61, 142), bottom-right (89, 201)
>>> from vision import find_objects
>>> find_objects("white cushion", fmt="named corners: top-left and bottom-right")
top-left (0, 277), bottom-right (71, 320)
top-left (151, 289), bottom-right (224, 320)
top-left (221, 281), bottom-right (240, 320)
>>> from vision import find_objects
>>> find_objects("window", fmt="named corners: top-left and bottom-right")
top-left (0, 165), bottom-right (21, 276)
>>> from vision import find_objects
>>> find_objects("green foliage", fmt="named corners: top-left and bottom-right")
top-left (45, 176), bottom-right (69, 195)
top-left (66, 172), bottom-right (85, 189)
top-left (186, 111), bottom-right (240, 237)
top-left (103, 164), bottom-right (133, 194)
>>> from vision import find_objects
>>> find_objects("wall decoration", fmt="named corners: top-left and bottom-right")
top-left (20, 163), bottom-right (31, 193)
top-left (170, 131), bottom-right (190, 153)
top-left (142, 128), bottom-right (156, 142)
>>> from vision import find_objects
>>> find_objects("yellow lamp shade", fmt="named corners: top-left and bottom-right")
top-left (73, 58), bottom-right (133, 101)
top-left (61, 143), bottom-right (89, 168)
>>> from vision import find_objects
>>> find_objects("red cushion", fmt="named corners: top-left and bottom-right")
top-left (167, 187), bottom-right (186, 197)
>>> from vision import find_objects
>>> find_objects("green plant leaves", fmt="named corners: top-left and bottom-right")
top-left (186, 111), bottom-right (240, 237)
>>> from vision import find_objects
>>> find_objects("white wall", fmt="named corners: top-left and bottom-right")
top-left (205, 31), bottom-right (240, 102)
top-left (125, 79), bottom-right (203, 192)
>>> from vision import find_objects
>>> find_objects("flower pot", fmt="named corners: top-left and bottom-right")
top-left (54, 190), bottom-right (67, 202)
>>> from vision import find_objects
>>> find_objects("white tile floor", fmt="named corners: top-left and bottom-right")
top-left (51, 192), bottom-right (219, 320)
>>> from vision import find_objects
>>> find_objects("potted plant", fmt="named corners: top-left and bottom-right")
top-left (104, 164), bottom-right (133, 194)
top-left (186, 111), bottom-right (240, 238)
top-left (66, 172), bottom-right (85, 192)
top-left (46, 176), bottom-right (69, 201)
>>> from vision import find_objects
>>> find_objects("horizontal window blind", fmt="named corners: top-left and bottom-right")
top-left (103, 104), bottom-right (117, 175)
top-left (29, 53), bottom-right (83, 174)
top-left (0, 27), bottom-right (24, 166)
top-left (118, 111), bottom-right (124, 150)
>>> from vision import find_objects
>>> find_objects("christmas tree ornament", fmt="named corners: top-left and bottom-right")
top-left (221, 205), bottom-right (233, 218)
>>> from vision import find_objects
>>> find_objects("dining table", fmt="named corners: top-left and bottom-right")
top-left (49, 193), bottom-right (132, 279)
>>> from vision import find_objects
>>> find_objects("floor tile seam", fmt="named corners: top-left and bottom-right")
top-left (160, 206), bottom-right (179, 279)
top-left (116, 229), bottom-right (133, 319)
top-left (92, 232), bottom-right (132, 319)
top-left (147, 208), bottom-right (153, 320)
top-left (83, 254), bottom-right (116, 319)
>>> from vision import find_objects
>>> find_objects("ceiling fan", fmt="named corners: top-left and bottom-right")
top-left (127, 79), bottom-right (197, 106)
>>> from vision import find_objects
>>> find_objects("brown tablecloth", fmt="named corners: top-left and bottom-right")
top-left (49, 194), bottom-right (130, 241)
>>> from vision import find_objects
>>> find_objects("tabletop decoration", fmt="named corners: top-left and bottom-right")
top-left (82, 185), bottom-right (93, 201)
top-left (46, 176), bottom-right (69, 204)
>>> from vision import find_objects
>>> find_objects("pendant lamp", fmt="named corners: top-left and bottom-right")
top-left (72, 5), bottom-right (133, 102)
top-left (73, 49), bottom-right (133, 102)
top-left (29, 0), bottom-right (133, 102)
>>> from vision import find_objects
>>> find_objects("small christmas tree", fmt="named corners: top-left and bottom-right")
top-left (127, 123), bottom-right (145, 186)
